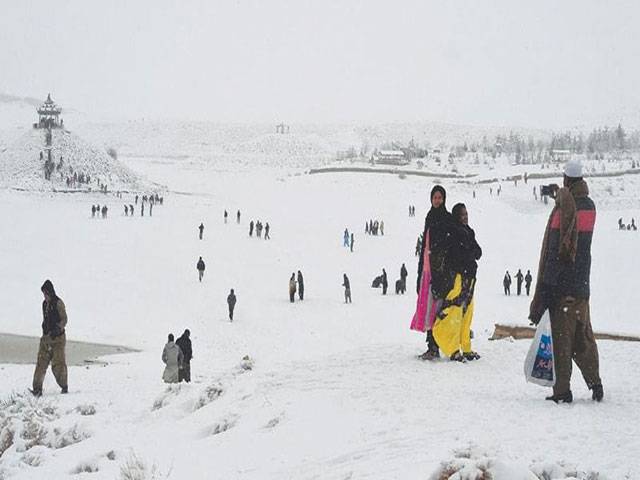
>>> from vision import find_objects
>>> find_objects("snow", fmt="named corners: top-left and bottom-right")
top-left (1, 122), bottom-right (639, 479)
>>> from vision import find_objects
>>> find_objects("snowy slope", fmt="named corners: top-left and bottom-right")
top-left (0, 136), bottom-right (639, 479)
top-left (0, 129), bottom-right (150, 192)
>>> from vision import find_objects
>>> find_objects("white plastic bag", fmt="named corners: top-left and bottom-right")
top-left (524, 311), bottom-right (555, 387)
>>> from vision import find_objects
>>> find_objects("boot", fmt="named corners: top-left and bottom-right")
top-left (29, 388), bottom-right (42, 397)
top-left (545, 391), bottom-right (573, 404)
top-left (425, 330), bottom-right (440, 358)
top-left (450, 351), bottom-right (466, 363)
top-left (463, 351), bottom-right (481, 361)
top-left (61, 386), bottom-right (68, 394)
top-left (418, 350), bottom-right (439, 361)
top-left (590, 384), bottom-right (604, 402)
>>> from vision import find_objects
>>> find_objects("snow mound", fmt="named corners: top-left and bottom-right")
top-left (0, 128), bottom-right (147, 192)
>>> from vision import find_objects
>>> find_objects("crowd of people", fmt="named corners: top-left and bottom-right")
top-left (365, 219), bottom-right (384, 236)
top-left (618, 217), bottom-right (637, 231)
top-left (31, 159), bottom-right (604, 404)
top-left (249, 220), bottom-right (270, 239)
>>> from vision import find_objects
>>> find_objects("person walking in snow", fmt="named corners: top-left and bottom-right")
top-left (503, 271), bottom-right (511, 295)
top-left (342, 274), bottom-right (352, 303)
top-left (297, 270), bottom-right (305, 300)
top-left (529, 159), bottom-right (603, 403)
top-left (31, 280), bottom-right (68, 396)
top-left (350, 233), bottom-right (354, 252)
top-left (176, 329), bottom-right (192, 383)
top-left (413, 185), bottom-right (453, 361)
top-left (135, 194), bottom-right (139, 205)
top-left (237, 210), bottom-right (241, 223)
top-left (400, 263), bottom-right (408, 293)
top-left (227, 289), bottom-right (237, 321)
top-left (264, 222), bottom-right (270, 239)
top-left (199, 223), bottom-right (204, 240)
top-left (197, 256), bottom-right (205, 282)
top-left (141, 203), bottom-right (145, 217)
top-left (149, 202), bottom-right (153, 217)
top-left (415, 235), bottom-right (422, 256)
top-left (162, 333), bottom-right (183, 384)
top-left (249, 220), bottom-right (254, 237)
top-left (91, 205), bottom-right (96, 217)
top-left (365, 222), bottom-right (369, 235)
top-left (343, 228), bottom-right (350, 247)
top-left (124, 205), bottom-right (129, 216)
top-left (289, 273), bottom-right (297, 303)
top-left (381, 268), bottom-right (388, 295)
top-left (524, 270), bottom-right (533, 296)
top-left (515, 269), bottom-right (524, 296)
top-left (224, 210), bottom-right (228, 223)
top-left (129, 204), bottom-right (134, 216)
top-left (380, 220), bottom-right (384, 236)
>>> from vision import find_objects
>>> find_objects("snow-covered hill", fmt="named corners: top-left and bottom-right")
top-left (0, 128), bottom-right (149, 192)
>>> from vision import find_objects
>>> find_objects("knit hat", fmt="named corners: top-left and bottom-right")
top-left (563, 159), bottom-right (583, 178)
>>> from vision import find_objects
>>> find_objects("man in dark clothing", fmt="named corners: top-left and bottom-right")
top-left (32, 280), bottom-right (68, 396)
top-left (237, 210), bottom-right (241, 223)
top-left (381, 268), bottom-right (388, 295)
top-left (176, 329), bottom-right (192, 383)
top-left (224, 210), bottom-right (228, 223)
top-left (265, 223), bottom-right (270, 239)
top-left (350, 233), bottom-right (354, 252)
top-left (400, 263), bottom-right (408, 292)
top-left (503, 271), bottom-right (511, 295)
top-left (227, 289), bottom-right (237, 321)
top-left (199, 223), bottom-right (204, 240)
top-left (515, 269), bottom-right (524, 295)
top-left (342, 274), bottom-right (351, 303)
top-left (529, 159), bottom-right (603, 404)
top-left (524, 270), bottom-right (533, 296)
top-left (91, 205), bottom-right (96, 217)
top-left (249, 220), bottom-right (254, 237)
top-left (197, 257), bottom-right (205, 282)
top-left (297, 271), bottom-right (304, 300)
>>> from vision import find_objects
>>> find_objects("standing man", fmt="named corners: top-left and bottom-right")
top-left (289, 273), bottom-right (297, 303)
top-left (224, 210), bottom-right (228, 223)
top-left (227, 289), bottom-right (237, 322)
top-left (529, 160), bottom-right (603, 403)
top-left (503, 271), bottom-right (511, 295)
top-left (350, 233), bottom-right (354, 252)
top-left (297, 270), bottom-right (305, 301)
top-left (197, 256), bottom-right (206, 282)
top-left (176, 329), bottom-right (192, 383)
top-left (381, 268), bottom-right (388, 295)
top-left (264, 222), bottom-right (270, 240)
top-left (400, 263), bottom-right (408, 293)
top-left (342, 274), bottom-right (352, 303)
top-left (31, 280), bottom-right (68, 396)
top-left (199, 223), bottom-right (204, 240)
top-left (237, 210), bottom-right (241, 223)
top-left (249, 220), bottom-right (254, 237)
top-left (524, 270), bottom-right (533, 296)
top-left (515, 269), bottom-right (524, 296)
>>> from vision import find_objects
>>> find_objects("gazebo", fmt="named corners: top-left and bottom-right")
top-left (35, 94), bottom-right (63, 129)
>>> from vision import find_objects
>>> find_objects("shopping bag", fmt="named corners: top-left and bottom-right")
top-left (523, 312), bottom-right (555, 387)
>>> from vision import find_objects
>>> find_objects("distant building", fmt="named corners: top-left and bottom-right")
top-left (34, 94), bottom-right (63, 129)
top-left (374, 150), bottom-right (409, 166)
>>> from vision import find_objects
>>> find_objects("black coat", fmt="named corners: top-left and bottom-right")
top-left (416, 206), bottom-right (454, 295)
top-left (176, 335), bottom-right (192, 362)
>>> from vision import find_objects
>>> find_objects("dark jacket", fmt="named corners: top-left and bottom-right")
top-left (453, 224), bottom-right (482, 280)
top-left (542, 180), bottom-right (595, 300)
top-left (297, 272), bottom-right (304, 290)
top-left (175, 334), bottom-right (192, 362)
top-left (197, 259), bottom-right (205, 271)
top-left (227, 293), bottom-right (236, 308)
top-left (42, 298), bottom-right (67, 337)
top-left (342, 276), bottom-right (350, 290)
top-left (416, 206), bottom-right (454, 295)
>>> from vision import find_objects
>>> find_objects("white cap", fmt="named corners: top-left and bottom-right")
top-left (563, 159), bottom-right (583, 178)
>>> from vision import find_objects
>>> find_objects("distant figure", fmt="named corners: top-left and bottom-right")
top-left (343, 228), bottom-right (350, 247)
top-left (101, 205), bottom-right (108, 218)
top-left (141, 203), bottom-right (145, 217)
top-left (632, 218), bottom-right (637, 231)
top-left (227, 289), bottom-right (237, 321)
top-left (342, 274), bottom-right (352, 303)
top-left (297, 270), bottom-right (304, 300)
top-left (135, 194), bottom-right (139, 204)
top-left (175, 329), bottom-right (192, 383)
top-left (237, 210), bottom-right (241, 224)
top-left (289, 273), bottom-right (297, 303)
top-left (503, 271), bottom-right (512, 295)
top-left (380, 221), bottom-right (384, 236)
top-left (365, 222), bottom-right (369, 235)
top-left (199, 223), bottom-right (204, 240)
top-left (224, 210), bottom-right (228, 223)
top-left (264, 222), bottom-right (270, 239)
top-left (398, 263), bottom-right (408, 294)
top-left (162, 333), bottom-right (183, 384)
top-left (524, 270), bottom-right (533, 296)
top-left (91, 205), bottom-right (96, 217)
top-left (515, 269), bottom-right (524, 296)
top-left (618, 218), bottom-right (624, 230)
top-left (31, 280), bottom-right (68, 396)
top-left (349, 233), bottom-right (354, 252)
top-left (149, 203), bottom-right (153, 216)
top-left (415, 236), bottom-right (422, 256)
top-left (129, 204), bottom-right (134, 216)
top-left (249, 220), bottom-right (254, 237)
top-left (197, 256), bottom-right (205, 282)
top-left (381, 268), bottom-right (388, 295)
top-left (124, 205), bottom-right (129, 216)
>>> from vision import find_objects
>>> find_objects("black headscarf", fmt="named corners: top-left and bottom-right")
top-left (41, 279), bottom-right (58, 300)
top-left (424, 185), bottom-right (448, 230)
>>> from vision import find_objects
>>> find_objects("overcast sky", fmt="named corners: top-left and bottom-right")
top-left (2, 0), bottom-right (639, 127)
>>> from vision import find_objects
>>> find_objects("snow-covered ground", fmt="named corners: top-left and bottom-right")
top-left (1, 127), bottom-right (639, 479)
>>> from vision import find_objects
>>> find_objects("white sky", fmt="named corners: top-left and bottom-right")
top-left (2, 0), bottom-right (640, 127)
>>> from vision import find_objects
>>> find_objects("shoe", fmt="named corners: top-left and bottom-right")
top-left (29, 388), bottom-right (42, 397)
top-left (463, 351), bottom-right (481, 361)
top-left (418, 350), bottom-right (439, 361)
top-left (545, 391), bottom-right (573, 404)
top-left (590, 384), bottom-right (604, 402)
top-left (61, 386), bottom-right (68, 394)
top-left (450, 351), bottom-right (467, 363)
